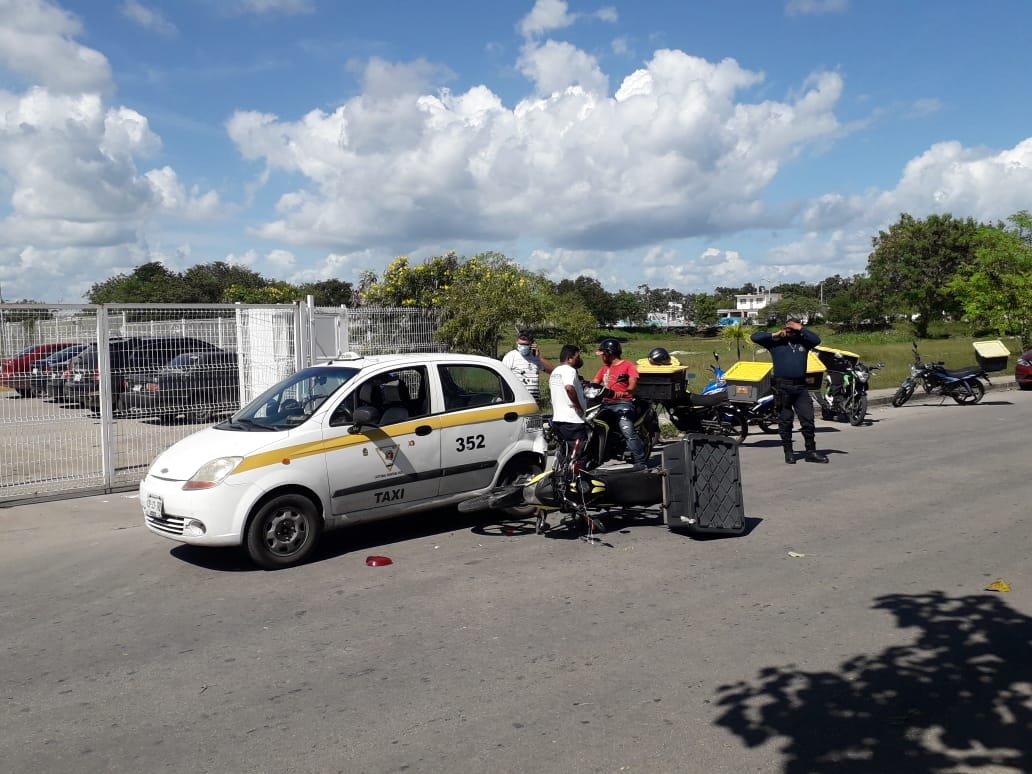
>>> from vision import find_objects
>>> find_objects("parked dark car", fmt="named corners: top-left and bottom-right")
top-left (124, 350), bottom-right (240, 422)
top-left (65, 337), bottom-right (223, 414)
top-left (1, 342), bottom-right (78, 397)
top-left (29, 344), bottom-right (89, 399)
top-left (1017, 349), bottom-right (1032, 390)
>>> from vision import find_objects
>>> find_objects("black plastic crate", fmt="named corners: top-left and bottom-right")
top-left (815, 347), bottom-right (859, 372)
top-left (636, 371), bottom-right (687, 401)
top-left (661, 435), bottom-right (745, 534)
top-left (975, 353), bottom-right (1008, 372)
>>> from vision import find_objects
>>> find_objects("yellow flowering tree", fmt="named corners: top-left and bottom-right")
top-left (360, 250), bottom-right (597, 357)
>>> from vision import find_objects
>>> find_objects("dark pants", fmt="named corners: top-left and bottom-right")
top-left (550, 421), bottom-right (589, 462)
top-left (774, 382), bottom-right (817, 448)
top-left (597, 401), bottom-right (647, 466)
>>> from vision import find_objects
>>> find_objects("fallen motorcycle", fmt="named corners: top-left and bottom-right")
top-left (891, 342), bottom-right (990, 407)
top-left (458, 438), bottom-right (663, 538)
top-left (457, 434), bottom-right (745, 539)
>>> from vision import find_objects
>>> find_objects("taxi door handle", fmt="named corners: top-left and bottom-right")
top-left (415, 425), bottom-right (433, 436)
top-left (503, 412), bottom-right (519, 422)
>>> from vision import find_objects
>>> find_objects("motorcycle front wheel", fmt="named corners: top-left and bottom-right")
top-left (848, 394), bottom-right (868, 426)
top-left (891, 383), bottom-right (915, 407)
top-left (951, 379), bottom-right (985, 405)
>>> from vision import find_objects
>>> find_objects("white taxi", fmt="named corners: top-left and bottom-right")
top-left (140, 352), bottom-right (547, 569)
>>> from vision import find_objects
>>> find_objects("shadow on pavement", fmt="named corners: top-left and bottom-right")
top-left (715, 590), bottom-right (1032, 773)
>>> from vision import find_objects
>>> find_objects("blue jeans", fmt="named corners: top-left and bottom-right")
top-left (599, 401), bottom-right (647, 466)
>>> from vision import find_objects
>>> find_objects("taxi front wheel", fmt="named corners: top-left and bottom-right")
top-left (246, 494), bottom-right (323, 570)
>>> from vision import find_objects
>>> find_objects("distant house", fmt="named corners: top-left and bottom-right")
top-left (715, 292), bottom-right (782, 324)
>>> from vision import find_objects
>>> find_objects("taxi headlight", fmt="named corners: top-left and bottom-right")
top-left (183, 456), bottom-right (243, 490)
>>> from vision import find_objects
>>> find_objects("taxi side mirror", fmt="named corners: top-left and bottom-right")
top-left (347, 405), bottom-right (382, 433)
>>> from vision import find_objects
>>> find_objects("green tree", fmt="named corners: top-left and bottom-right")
top-left (946, 217), bottom-right (1032, 348)
top-left (866, 213), bottom-right (981, 337)
top-left (555, 276), bottom-right (618, 326)
top-left (694, 293), bottom-right (718, 325)
top-left (86, 261), bottom-right (192, 303)
top-left (824, 277), bottom-right (888, 331)
top-left (360, 252), bottom-right (462, 308)
top-left (223, 281), bottom-right (300, 304)
top-left (297, 279), bottom-right (356, 307)
top-left (611, 290), bottom-right (646, 325)
top-left (181, 262), bottom-right (269, 302)
top-left (435, 252), bottom-right (591, 356)
top-left (760, 293), bottom-right (823, 324)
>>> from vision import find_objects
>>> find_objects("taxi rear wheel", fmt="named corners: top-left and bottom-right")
top-left (245, 494), bottom-right (322, 570)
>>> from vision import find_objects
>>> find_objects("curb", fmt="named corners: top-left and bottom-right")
top-left (866, 376), bottom-right (1019, 407)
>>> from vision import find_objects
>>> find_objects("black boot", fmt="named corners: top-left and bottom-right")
top-left (783, 444), bottom-right (796, 464)
top-left (804, 442), bottom-right (828, 463)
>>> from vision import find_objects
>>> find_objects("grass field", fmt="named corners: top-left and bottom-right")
top-left (531, 326), bottom-right (1024, 406)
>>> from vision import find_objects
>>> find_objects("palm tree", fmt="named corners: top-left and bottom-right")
top-left (719, 322), bottom-right (755, 361)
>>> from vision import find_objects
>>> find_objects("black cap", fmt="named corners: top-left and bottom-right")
top-left (517, 329), bottom-right (535, 342)
top-left (785, 314), bottom-right (803, 323)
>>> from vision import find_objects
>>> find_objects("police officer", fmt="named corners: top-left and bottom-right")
top-left (751, 315), bottom-right (829, 464)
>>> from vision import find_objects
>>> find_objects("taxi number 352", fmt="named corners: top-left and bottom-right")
top-left (455, 434), bottom-right (486, 452)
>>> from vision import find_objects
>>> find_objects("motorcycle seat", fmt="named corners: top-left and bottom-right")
top-left (682, 391), bottom-right (728, 408)
top-left (940, 365), bottom-right (984, 378)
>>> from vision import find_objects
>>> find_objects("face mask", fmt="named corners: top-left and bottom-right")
top-left (573, 356), bottom-right (583, 369)
top-left (517, 344), bottom-right (532, 356)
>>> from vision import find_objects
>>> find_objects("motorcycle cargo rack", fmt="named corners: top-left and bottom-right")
top-left (814, 346), bottom-right (860, 373)
top-left (973, 339), bottom-right (1010, 372)
top-left (722, 361), bottom-right (772, 403)
top-left (661, 434), bottom-right (745, 535)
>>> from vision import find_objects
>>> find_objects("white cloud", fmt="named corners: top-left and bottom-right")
top-left (519, 0), bottom-right (577, 38)
top-left (120, 1), bottom-right (177, 37)
top-left (234, 0), bottom-right (314, 15)
top-left (785, 0), bottom-right (848, 16)
top-left (227, 48), bottom-right (840, 256)
top-left (517, 40), bottom-right (609, 95)
top-left (0, 0), bottom-right (112, 93)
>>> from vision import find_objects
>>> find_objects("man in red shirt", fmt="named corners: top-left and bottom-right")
top-left (592, 337), bottom-right (648, 470)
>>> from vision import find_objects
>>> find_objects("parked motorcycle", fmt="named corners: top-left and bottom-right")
top-left (745, 392), bottom-right (779, 434)
top-left (814, 360), bottom-right (884, 426)
top-left (891, 343), bottom-right (990, 407)
top-left (660, 354), bottom-right (749, 444)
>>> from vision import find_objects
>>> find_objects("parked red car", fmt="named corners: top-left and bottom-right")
top-left (1016, 349), bottom-right (1032, 390)
top-left (1, 343), bottom-right (79, 397)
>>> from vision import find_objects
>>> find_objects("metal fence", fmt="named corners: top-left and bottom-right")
top-left (0, 301), bottom-right (443, 504)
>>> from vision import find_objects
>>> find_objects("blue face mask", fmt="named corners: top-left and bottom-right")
top-left (517, 344), bottom-right (532, 356)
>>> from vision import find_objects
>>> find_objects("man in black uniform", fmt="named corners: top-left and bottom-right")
top-left (751, 315), bottom-right (829, 464)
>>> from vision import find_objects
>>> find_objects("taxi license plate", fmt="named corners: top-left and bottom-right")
top-left (144, 494), bottom-right (163, 520)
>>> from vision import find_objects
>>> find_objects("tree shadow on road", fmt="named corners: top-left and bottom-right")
top-left (714, 590), bottom-right (1032, 773)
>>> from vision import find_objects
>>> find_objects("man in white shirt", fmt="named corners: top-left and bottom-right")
top-left (547, 344), bottom-right (588, 460)
top-left (501, 329), bottom-right (553, 400)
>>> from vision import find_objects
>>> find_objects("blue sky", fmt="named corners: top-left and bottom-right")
top-left (2, 0), bottom-right (1031, 303)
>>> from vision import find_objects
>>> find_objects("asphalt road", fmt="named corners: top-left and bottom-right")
top-left (2, 390), bottom-right (1031, 774)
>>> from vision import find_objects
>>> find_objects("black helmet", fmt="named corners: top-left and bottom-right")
top-left (595, 337), bottom-right (622, 357)
top-left (648, 347), bottom-right (671, 366)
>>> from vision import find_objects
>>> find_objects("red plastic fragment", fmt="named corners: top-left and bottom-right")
top-left (365, 555), bottom-right (393, 567)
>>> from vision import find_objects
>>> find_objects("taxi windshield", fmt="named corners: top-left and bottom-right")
top-left (223, 366), bottom-right (359, 431)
